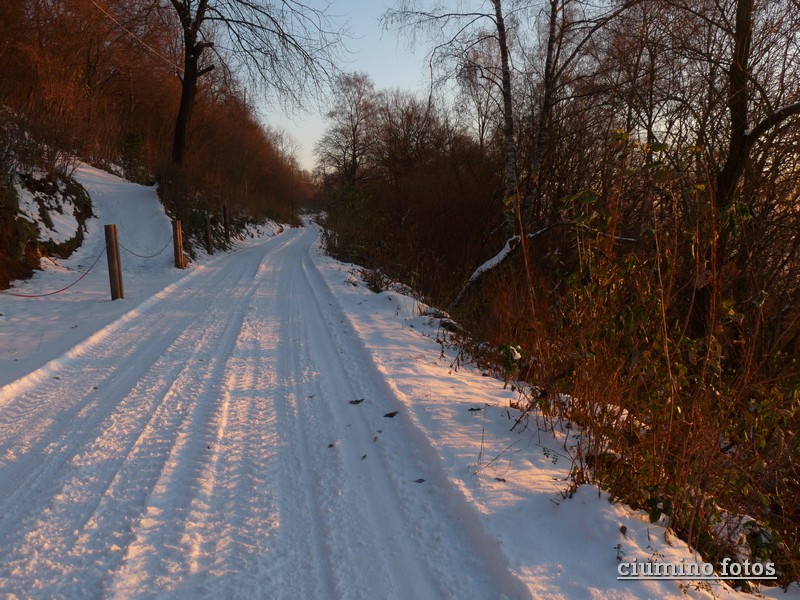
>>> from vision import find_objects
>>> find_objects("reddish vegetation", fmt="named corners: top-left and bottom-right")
top-left (0, 0), bottom-right (312, 284)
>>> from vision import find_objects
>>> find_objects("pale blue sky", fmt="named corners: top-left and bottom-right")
top-left (259, 1), bottom-right (432, 171)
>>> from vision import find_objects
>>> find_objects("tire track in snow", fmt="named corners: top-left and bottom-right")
top-left (268, 250), bottom-right (339, 599)
top-left (179, 352), bottom-right (282, 598)
top-left (0, 225), bottom-right (529, 599)
top-left (0, 235), bottom-right (293, 597)
top-left (293, 227), bottom-right (532, 599)
top-left (252, 226), bottom-right (526, 599)
top-left (105, 316), bottom-right (246, 593)
top-left (0, 271), bottom-right (235, 542)
top-left (105, 242), bottom-right (300, 598)
top-left (288, 257), bottom-right (444, 598)
top-left (104, 239), bottom-right (296, 598)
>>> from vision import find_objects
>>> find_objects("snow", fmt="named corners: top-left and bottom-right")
top-left (16, 181), bottom-right (80, 245)
top-left (1, 165), bottom-right (798, 599)
top-left (467, 235), bottom-right (519, 285)
top-left (2, 166), bottom-right (180, 383)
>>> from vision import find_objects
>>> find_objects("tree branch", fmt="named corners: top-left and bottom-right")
top-left (745, 101), bottom-right (800, 146)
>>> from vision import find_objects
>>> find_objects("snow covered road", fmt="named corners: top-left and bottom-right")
top-left (3, 166), bottom-right (794, 599)
top-left (0, 225), bottom-right (528, 599)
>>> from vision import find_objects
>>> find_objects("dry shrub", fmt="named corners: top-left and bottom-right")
top-left (449, 143), bottom-right (800, 585)
top-left (321, 99), bottom-right (800, 581)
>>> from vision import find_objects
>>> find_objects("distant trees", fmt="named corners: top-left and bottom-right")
top-left (384, 0), bottom-right (643, 235)
top-left (455, 38), bottom-right (501, 152)
top-left (385, 0), bottom-right (519, 235)
top-left (314, 73), bottom-right (378, 193)
top-left (317, 75), bottom-right (500, 295)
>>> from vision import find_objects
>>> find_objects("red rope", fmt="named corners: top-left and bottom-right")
top-left (120, 234), bottom-right (173, 259)
top-left (1, 248), bottom-right (106, 298)
top-left (3, 231), bottom-right (174, 298)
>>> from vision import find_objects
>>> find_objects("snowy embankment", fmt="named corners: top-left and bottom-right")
top-left (0, 165), bottom-right (797, 599)
top-left (1, 165), bottom-right (278, 384)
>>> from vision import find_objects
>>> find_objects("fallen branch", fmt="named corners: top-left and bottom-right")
top-left (472, 439), bottom-right (522, 475)
top-left (449, 221), bottom-right (638, 309)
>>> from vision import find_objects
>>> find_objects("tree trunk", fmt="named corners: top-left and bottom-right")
top-left (172, 57), bottom-right (198, 166)
top-left (715, 0), bottom-right (753, 208)
top-left (522, 0), bottom-right (558, 229)
top-left (169, 0), bottom-right (211, 167)
top-left (688, 0), bottom-right (753, 339)
top-left (492, 0), bottom-right (518, 237)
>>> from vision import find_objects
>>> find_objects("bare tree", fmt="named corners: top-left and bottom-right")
top-left (455, 39), bottom-right (502, 152)
top-left (517, 0), bottom-right (643, 226)
top-left (384, 0), bottom-right (519, 237)
top-left (164, 0), bottom-right (345, 166)
top-left (714, 0), bottom-right (800, 207)
top-left (314, 72), bottom-right (378, 190)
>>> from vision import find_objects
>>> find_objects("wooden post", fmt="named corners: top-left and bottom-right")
top-left (114, 225), bottom-right (124, 298)
top-left (173, 219), bottom-right (185, 269)
top-left (223, 204), bottom-right (230, 244)
top-left (205, 216), bottom-right (214, 255)
top-left (104, 224), bottom-right (124, 300)
top-left (290, 166), bottom-right (295, 227)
